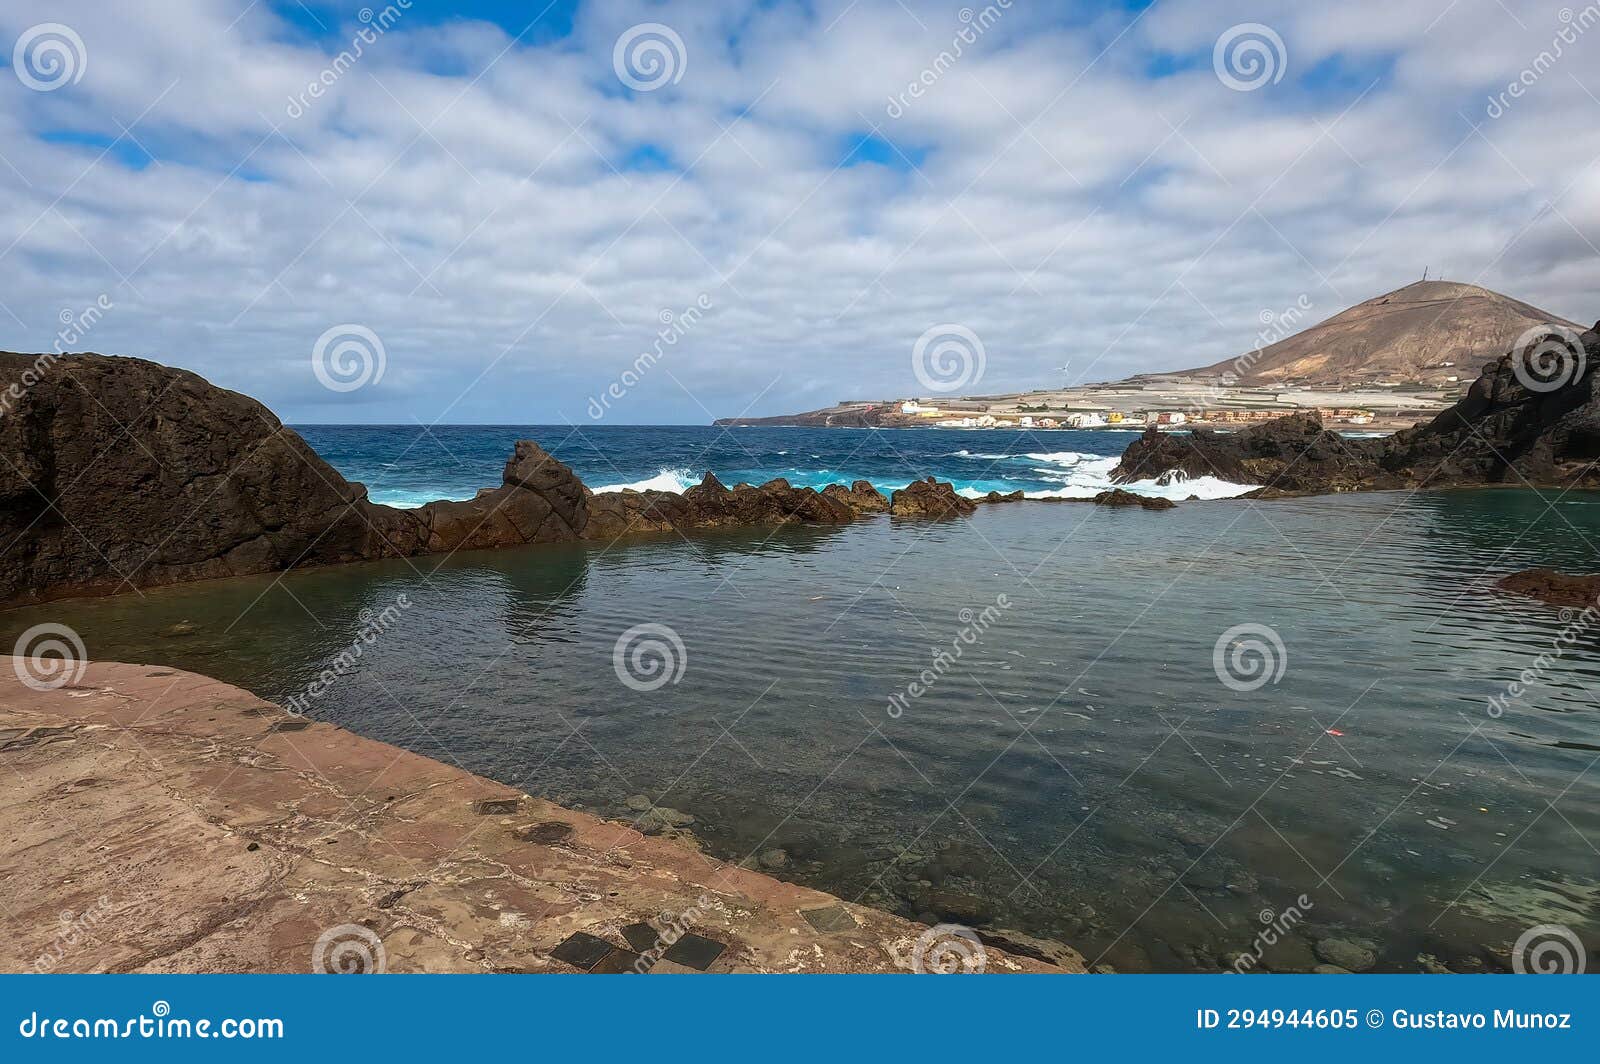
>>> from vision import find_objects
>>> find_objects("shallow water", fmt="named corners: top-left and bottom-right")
top-left (8, 486), bottom-right (1600, 972)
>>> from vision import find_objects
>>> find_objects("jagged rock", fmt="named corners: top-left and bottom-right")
top-left (0, 355), bottom-right (894, 605)
top-left (1111, 319), bottom-right (1600, 496)
top-left (584, 470), bottom-right (856, 540)
top-left (374, 439), bottom-right (589, 555)
top-left (980, 489), bottom-right (1027, 503)
top-left (890, 477), bottom-right (977, 517)
top-left (1093, 488), bottom-right (1176, 510)
top-left (1112, 412), bottom-right (1390, 494)
top-left (1495, 568), bottom-right (1600, 608)
top-left (821, 480), bottom-right (889, 513)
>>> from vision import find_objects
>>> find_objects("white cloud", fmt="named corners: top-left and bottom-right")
top-left (0, 0), bottom-right (1594, 423)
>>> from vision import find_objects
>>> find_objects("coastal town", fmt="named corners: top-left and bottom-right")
top-left (718, 376), bottom-right (1459, 433)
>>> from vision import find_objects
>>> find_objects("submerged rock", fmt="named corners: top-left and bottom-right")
top-left (1495, 568), bottom-right (1600, 608)
top-left (1314, 936), bottom-right (1377, 972)
top-left (1093, 488), bottom-right (1176, 510)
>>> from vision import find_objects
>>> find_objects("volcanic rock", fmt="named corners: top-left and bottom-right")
top-left (821, 480), bottom-right (890, 513)
top-left (889, 477), bottom-right (977, 517)
top-left (1093, 488), bottom-right (1176, 510)
top-left (1112, 318), bottom-right (1600, 496)
top-left (1495, 568), bottom-right (1600, 608)
top-left (1112, 413), bottom-right (1390, 495)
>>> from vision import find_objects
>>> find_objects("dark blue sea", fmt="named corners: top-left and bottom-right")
top-left (291, 424), bottom-right (1258, 507)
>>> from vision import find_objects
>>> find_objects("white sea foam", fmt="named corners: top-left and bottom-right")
top-left (590, 468), bottom-right (698, 494)
top-left (953, 453), bottom-right (1257, 501)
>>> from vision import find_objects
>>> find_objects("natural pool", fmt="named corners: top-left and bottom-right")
top-left (8, 488), bottom-right (1599, 972)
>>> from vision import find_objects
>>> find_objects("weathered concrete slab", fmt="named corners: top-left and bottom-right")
top-left (0, 659), bottom-right (1079, 974)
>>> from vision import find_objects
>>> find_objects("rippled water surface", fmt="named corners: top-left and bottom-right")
top-left (10, 485), bottom-right (1600, 972)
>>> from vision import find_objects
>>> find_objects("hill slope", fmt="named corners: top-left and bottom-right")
top-left (1175, 280), bottom-right (1582, 386)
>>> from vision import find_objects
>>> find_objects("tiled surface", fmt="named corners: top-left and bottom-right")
top-left (620, 922), bottom-right (662, 952)
top-left (662, 933), bottom-right (726, 971)
top-left (589, 948), bottom-right (647, 974)
top-left (549, 931), bottom-right (615, 971)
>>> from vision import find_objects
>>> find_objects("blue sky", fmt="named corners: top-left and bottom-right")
top-left (1, 0), bottom-right (1596, 423)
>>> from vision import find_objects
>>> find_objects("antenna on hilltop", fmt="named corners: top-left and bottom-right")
top-left (1422, 266), bottom-right (1429, 281)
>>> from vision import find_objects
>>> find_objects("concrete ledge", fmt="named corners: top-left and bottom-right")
top-left (0, 659), bottom-right (1077, 974)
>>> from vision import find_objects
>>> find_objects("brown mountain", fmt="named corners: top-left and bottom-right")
top-left (1173, 280), bottom-right (1582, 386)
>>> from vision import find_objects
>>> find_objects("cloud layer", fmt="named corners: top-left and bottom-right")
top-left (1, 0), bottom-right (1596, 423)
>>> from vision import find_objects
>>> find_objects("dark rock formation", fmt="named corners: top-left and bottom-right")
top-left (1377, 321), bottom-right (1600, 487)
top-left (980, 489), bottom-right (1027, 503)
top-left (1495, 569), bottom-right (1600, 608)
top-left (1, 353), bottom-right (379, 605)
top-left (372, 440), bottom-right (590, 555)
top-left (0, 354), bottom-right (912, 606)
top-left (1093, 488), bottom-right (1176, 510)
top-left (1112, 319), bottom-right (1600, 496)
top-left (581, 472), bottom-right (857, 541)
top-left (822, 480), bottom-right (890, 513)
top-left (889, 477), bottom-right (978, 518)
top-left (1112, 413), bottom-right (1392, 495)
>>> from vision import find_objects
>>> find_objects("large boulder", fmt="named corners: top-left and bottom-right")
top-left (1093, 488), bottom-right (1175, 510)
top-left (890, 477), bottom-right (977, 517)
top-left (822, 480), bottom-right (890, 513)
top-left (0, 353), bottom-right (377, 605)
top-left (1496, 568), bottom-right (1600, 608)
top-left (0, 355), bottom-right (605, 605)
top-left (1111, 412), bottom-right (1390, 495)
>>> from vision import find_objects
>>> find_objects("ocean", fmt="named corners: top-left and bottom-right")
top-left (292, 424), bottom-right (1257, 507)
top-left (9, 425), bottom-right (1599, 972)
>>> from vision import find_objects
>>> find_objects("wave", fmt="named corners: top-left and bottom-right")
top-left (590, 468), bottom-right (699, 494)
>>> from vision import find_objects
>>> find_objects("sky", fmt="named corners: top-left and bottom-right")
top-left (0, 0), bottom-right (1596, 424)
